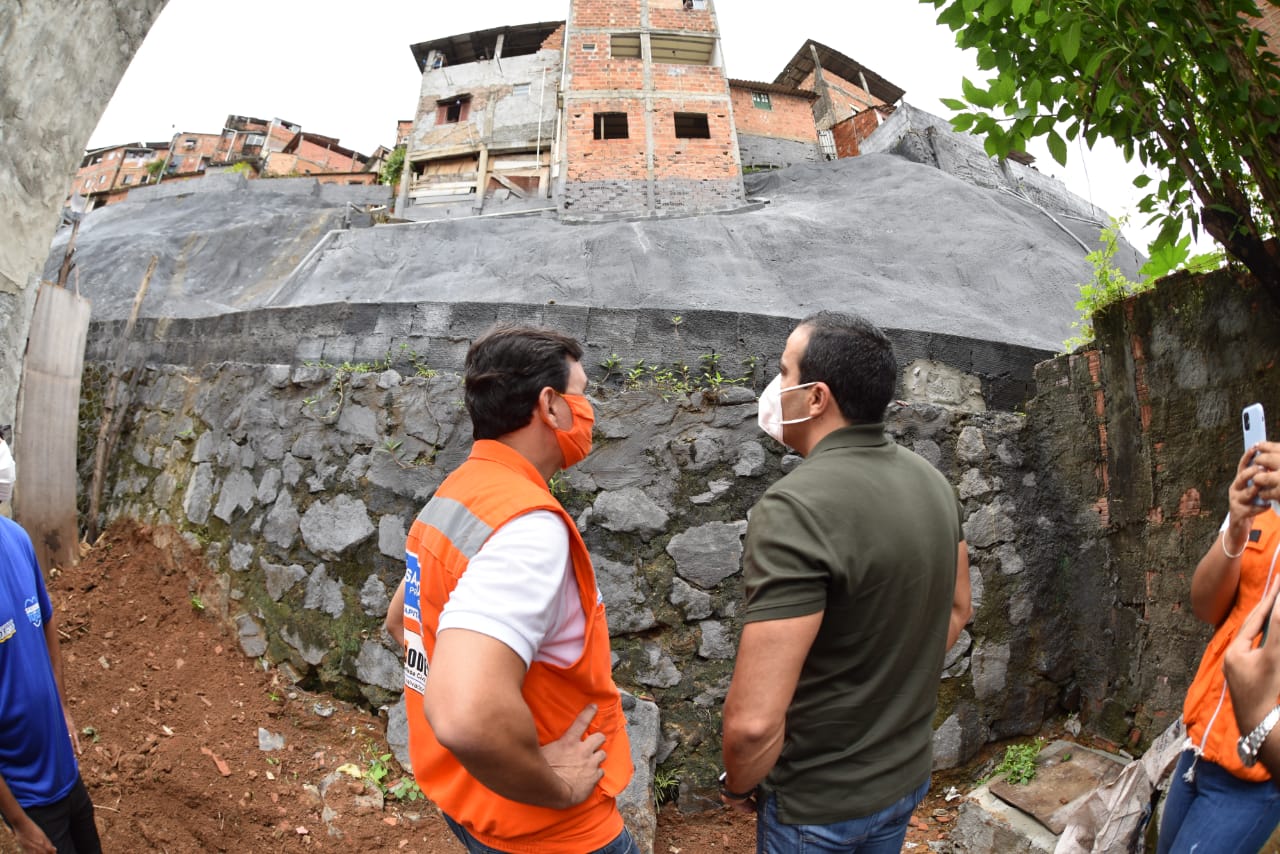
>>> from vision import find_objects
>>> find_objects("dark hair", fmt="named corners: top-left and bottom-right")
top-left (464, 324), bottom-right (584, 440)
top-left (797, 311), bottom-right (897, 423)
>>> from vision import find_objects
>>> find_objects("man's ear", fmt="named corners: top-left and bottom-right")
top-left (808, 382), bottom-right (833, 418)
top-left (536, 386), bottom-right (559, 427)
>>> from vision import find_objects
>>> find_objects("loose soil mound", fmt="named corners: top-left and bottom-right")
top-left (3, 520), bottom-right (970, 852)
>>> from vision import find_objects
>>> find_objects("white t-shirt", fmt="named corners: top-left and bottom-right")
top-left (437, 510), bottom-right (586, 668)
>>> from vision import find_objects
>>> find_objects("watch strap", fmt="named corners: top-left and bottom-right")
top-left (1240, 704), bottom-right (1280, 766)
top-left (718, 771), bottom-right (756, 800)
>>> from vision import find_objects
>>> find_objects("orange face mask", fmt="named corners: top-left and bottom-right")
top-left (553, 393), bottom-right (596, 469)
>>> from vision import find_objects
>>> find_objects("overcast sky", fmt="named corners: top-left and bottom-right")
top-left (89, 0), bottom-right (1172, 251)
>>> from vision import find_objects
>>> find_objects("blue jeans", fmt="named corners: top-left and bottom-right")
top-left (442, 813), bottom-right (640, 854)
top-left (756, 779), bottom-right (928, 854)
top-left (1157, 751), bottom-right (1280, 854)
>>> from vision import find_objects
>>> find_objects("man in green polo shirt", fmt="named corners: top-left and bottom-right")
top-left (720, 311), bottom-right (972, 853)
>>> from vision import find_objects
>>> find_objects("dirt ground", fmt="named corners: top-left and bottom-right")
top-left (5, 520), bottom-right (973, 853)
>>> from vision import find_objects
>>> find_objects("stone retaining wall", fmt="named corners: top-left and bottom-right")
top-left (86, 302), bottom-right (1050, 412)
top-left (85, 355), bottom-right (1066, 808)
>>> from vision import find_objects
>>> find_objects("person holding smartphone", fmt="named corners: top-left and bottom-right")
top-left (1158, 442), bottom-right (1280, 852)
top-left (1223, 440), bottom-right (1280, 784)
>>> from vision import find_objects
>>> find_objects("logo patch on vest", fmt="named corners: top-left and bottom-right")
top-left (0, 619), bottom-right (14, 644)
top-left (24, 597), bottom-right (41, 628)
top-left (404, 631), bottom-right (428, 694)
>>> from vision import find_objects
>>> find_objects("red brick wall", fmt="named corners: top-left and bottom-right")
top-left (651, 98), bottom-right (737, 179)
top-left (572, 0), bottom-right (642, 29)
top-left (170, 133), bottom-right (222, 174)
top-left (568, 32), bottom-right (644, 90)
top-left (729, 87), bottom-right (817, 142)
top-left (565, 101), bottom-right (647, 182)
top-left (294, 138), bottom-right (361, 171)
top-left (649, 0), bottom-right (717, 34)
top-left (819, 69), bottom-right (882, 124)
top-left (541, 23), bottom-right (566, 51)
top-left (74, 151), bottom-right (122, 195)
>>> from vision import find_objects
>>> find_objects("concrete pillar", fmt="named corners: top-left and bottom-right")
top-left (0, 0), bottom-right (168, 429)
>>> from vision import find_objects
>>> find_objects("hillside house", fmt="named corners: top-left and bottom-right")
top-left (72, 142), bottom-right (169, 209)
top-left (70, 114), bottom-right (376, 208)
top-left (398, 1), bottom-right (909, 219)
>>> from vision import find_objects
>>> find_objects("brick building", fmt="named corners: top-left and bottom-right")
top-left (728, 81), bottom-right (820, 170)
top-left (72, 142), bottom-right (169, 208)
top-left (773, 40), bottom-right (903, 159)
top-left (399, 3), bottom-right (909, 219)
top-left (401, 21), bottom-right (566, 212)
top-left (558, 0), bottom-right (745, 217)
top-left (71, 114), bottom-right (376, 208)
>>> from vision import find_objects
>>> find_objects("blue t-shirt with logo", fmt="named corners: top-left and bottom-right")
top-left (0, 516), bottom-right (78, 807)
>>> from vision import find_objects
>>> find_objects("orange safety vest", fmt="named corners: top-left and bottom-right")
top-left (1183, 508), bottom-right (1280, 782)
top-left (401, 439), bottom-right (632, 853)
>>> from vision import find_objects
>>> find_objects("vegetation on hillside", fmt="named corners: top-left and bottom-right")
top-left (925, 0), bottom-right (1280, 288)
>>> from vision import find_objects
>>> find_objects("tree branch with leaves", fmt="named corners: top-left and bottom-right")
top-left (927, 0), bottom-right (1280, 288)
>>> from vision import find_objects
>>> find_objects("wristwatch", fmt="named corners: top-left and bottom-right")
top-left (1238, 704), bottom-right (1280, 768)
top-left (718, 771), bottom-right (756, 800)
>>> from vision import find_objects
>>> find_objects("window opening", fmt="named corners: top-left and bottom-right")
top-left (436, 96), bottom-right (472, 124)
top-left (674, 112), bottom-right (711, 138)
top-left (593, 112), bottom-right (629, 140)
top-left (512, 83), bottom-right (531, 97)
top-left (611, 34), bottom-right (641, 58)
top-left (752, 91), bottom-right (772, 110)
top-left (582, 42), bottom-right (596, 52)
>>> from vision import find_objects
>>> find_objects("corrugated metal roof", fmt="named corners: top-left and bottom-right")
top-left (409, 21), bottom-right (564, 71)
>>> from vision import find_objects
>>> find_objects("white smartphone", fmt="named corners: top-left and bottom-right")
top-left (1243, 403), bottom-right (1270, 507)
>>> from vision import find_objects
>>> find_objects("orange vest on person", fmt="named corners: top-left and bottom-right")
top-left (401, 440), bottom-right (632, 853)
top-left (1183, 508), bottom-right (1280, 783)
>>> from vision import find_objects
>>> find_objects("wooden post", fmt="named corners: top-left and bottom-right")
top-left (85, 256), bottom-right (156, 542)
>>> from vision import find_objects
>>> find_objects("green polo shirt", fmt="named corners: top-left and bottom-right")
top-left (741, 423), bottom-right (963, 825)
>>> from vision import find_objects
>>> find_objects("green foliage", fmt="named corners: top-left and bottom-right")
top-left (1064, 217), bottom-right (1154, 350)
top-left (926, 0), bottom-right (1280, 285)
top-left (189, 594), bottom-right (205, 612)
top-left (228, 161), bottom-right (255, 176)
top-left (380, 146), bottom-right (406, 187)
top-left (992, 737), bottom-right (1045, 785)
top-left (145, 159), bottom-right (165, 180)
top-left (361, 746), bottom-right (424, 801)
top-left (653, 765), bottom-right (680, 808)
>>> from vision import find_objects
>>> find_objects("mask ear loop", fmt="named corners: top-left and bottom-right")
top-left (1185, 523), bottom-right (1280, 784)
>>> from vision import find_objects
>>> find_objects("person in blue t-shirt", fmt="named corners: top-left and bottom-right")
top-left (0, 439), bottom-right (100, 853)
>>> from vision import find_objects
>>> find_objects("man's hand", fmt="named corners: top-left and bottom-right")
top-left (540, 704), bottom-right (606, 808)
top-left (1228, 446), bottom-right (1271, 532)
top-left (12, 815), bottom-right (55, 854)
top-left (1251, 441), bottom-right (1280, 504)
top-left (720, 790), bottom-right (758, 815)
top-left (1224, 582), bottom-right (1280, 736)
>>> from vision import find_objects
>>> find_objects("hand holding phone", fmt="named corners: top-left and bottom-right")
top-left (1244, 403), bottom-right (1269, 507)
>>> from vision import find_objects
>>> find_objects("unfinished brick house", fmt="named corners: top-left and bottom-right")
top-left (772, 39), bottom-right (904, 159)
top-left (398, 2), bottom-right (910, 218)
top-left (402, 21), bottom-right (566, 212)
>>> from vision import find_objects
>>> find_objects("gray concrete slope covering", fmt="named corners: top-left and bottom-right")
top-left (49, 154), bottom-right (1116, 350)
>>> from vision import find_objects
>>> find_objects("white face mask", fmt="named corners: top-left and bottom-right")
top-left (0, 440), bottom-right (14, 503)
top-left (756, 374), bottom-right (818, 445)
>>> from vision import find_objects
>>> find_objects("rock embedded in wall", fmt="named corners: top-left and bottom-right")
top-left (299, 494), bottom-right (375, 557)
